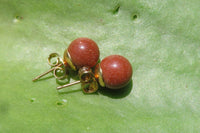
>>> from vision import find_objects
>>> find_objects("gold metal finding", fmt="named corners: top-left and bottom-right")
top-left (94, 64), bottom-right (105, 87)
top-left (79, 67), bottom-right (98, 93)
top-left (56, 66), bottom-right (98, 93)
top-left (57, 80), bottom-right (81, 90)
top-left (32, 67), bottom-right (57, 81)
top-left (63, 49), bottom-right (76, 71)
top-left (81, 76), bottom-right (98, 93)
top-left (53, 65), bottom-right (66, 80)
top-left (32, 53), bottom-right (65, 81)
top-left (48, 53), bottom-right (62, 67)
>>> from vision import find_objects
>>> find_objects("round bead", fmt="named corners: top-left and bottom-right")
top-left (67, 38), bottom-right (99, 69)
top-left (100, 55), bottom-right (132, 89)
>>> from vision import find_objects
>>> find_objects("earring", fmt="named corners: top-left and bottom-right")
top-left (57, 55), bottom-right (132, 93)
top-left (32, 37), bottom-right (100, 81)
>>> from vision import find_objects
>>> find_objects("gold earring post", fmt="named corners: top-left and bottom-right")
top-left (56, 80), bottom-right (81, 90)
top-left (32, 63), bottom-right (62, 81)
top-left (32, 53), bottom-right (64, 82)
top-left (32, 67), bottom-right (55, 81)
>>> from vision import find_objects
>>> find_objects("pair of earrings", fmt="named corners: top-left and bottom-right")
top-left (32, 38), bottom-right (132, 93)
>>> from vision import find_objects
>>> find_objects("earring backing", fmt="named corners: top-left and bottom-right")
top-left (57, 66), bottom-right (98, 93)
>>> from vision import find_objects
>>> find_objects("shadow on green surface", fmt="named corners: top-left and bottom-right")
top-left (56, 77), bottom-right (70, 85)
top-left (57, 88), bottom-right (82, 95)
top-left (0, 101), bottom-right (9, 116)
top-left (57, 80), bottom-right (133, 98)
top-left (98, 80), bottom-right (133, 99)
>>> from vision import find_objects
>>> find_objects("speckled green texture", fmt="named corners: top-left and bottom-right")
top-left (0, 0), bottom-right (200, 132)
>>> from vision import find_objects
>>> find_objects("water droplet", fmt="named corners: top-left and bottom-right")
top-left (13, 18), bottom-right (19, 23)
top-left (56, 99), bottom-right (67, 106)
top-left (13, 15), bottom-right (23, 23)
top-left (62, 99), bottom-right (67, 102)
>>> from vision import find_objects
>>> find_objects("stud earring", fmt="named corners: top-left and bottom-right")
top-left (95, 55), bottom-right (132, 89)
top-left (57, 55), bottom-right (132, 93)
top-left (32, 37), bottom-right (100, 81)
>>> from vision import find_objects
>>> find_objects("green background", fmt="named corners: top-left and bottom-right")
top-left (0, 0), bottom-right (200, 132)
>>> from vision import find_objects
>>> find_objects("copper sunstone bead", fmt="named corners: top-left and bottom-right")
top-left (64, 37), bottom-right (100, 70)
top-left (95, 55), bottom-right (132, 89)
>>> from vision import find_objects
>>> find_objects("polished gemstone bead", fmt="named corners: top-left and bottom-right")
top-left (100, 55), bottom-right (132, 89)
top-left (67, 38), bottom-right (99, 69)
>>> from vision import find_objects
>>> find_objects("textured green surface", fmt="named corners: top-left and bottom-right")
top-left (0, 0), bottom-right (200, 132)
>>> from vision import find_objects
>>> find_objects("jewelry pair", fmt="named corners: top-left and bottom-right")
top-left (32, 38), bottom-right (132, 93)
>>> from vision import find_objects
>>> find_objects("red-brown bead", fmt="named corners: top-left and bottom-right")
top-left (100, 55), bottom-right (132, 89)
top-left (68, 38), bottom-right (99, 69)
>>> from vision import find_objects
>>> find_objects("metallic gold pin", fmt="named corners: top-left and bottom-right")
top-left (32, 53), bottom-right (66, 81)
